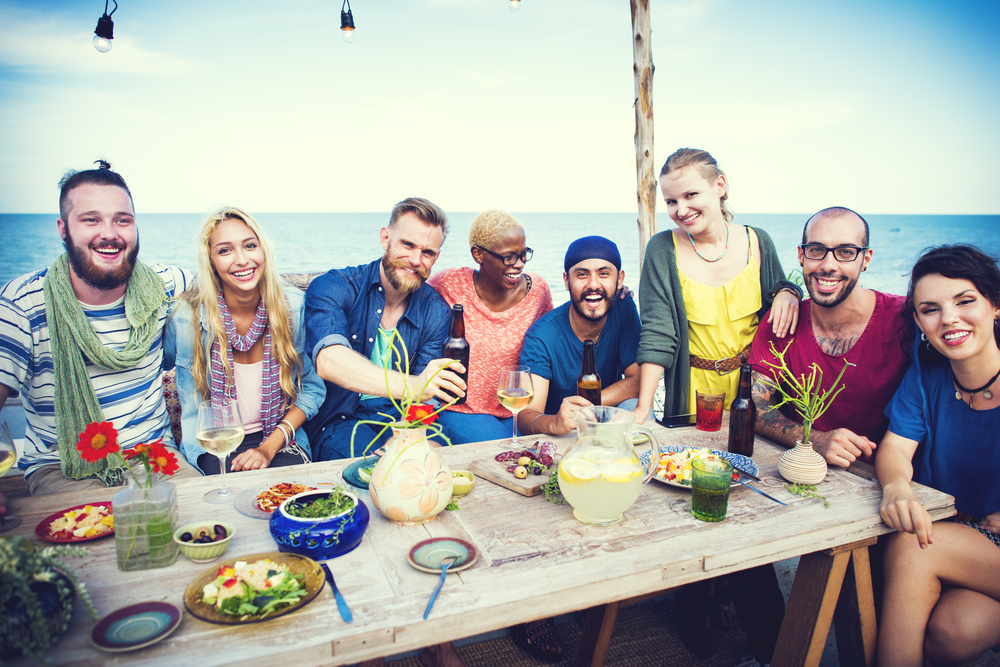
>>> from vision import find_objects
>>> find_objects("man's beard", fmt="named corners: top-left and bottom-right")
top-left (805, 270), bottom-right (859, 309)
top-left (381, 254), bottom-right (428, 294)
top-left (570, 288), bottom-right (615, 322)
top-left (63, 228), bottom-right (139, 292)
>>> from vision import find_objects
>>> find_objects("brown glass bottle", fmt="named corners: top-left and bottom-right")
top-left (727, 364), bottom-right (756, 456)
top-left (576, 339), bottom-right (602, 405)
top-left (441, 304), bottom-right (470, 405)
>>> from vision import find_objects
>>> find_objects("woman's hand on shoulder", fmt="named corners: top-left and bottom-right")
top-left (230, 447), bottom-right (274, 472)
top-left (880, 482), bottom-right (934, 548)
top-left (977, 512), bottom-right (1000, 534)
top-left (767, 290), bottom-right (799, 338)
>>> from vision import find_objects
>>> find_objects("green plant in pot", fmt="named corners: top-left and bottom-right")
top-left (761, 340), bottom-right (853, 485)
top-left (0, 536), bottom-right (99, 662)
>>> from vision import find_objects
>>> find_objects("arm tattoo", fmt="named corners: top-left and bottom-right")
top-left (751, 370), bottom-right (803, 448)
top-left (815, 335), bottom-right (860, 357)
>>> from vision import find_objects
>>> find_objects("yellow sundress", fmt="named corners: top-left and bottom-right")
top-left (676, 228), bottom-right (763, 413)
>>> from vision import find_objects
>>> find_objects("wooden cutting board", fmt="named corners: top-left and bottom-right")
top-left (469, 450), bottom-right (561, 497)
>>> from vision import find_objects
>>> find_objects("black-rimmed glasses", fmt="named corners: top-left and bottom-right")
top-left (476, 245), bottom-right (533, 266)
top-left (799, 244), bottom-right (869, 262)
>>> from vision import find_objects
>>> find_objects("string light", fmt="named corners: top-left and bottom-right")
top-left (341, 0), bottom-right (356, 43)
top-left (93, 0), bottom-right (117, 53)
top-left (509, 0), bottom-right (521, 11)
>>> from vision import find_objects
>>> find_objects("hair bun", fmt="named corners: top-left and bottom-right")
top-left (94, 159), bottom-right (112, 171)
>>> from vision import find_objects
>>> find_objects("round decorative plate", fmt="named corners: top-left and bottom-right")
top-left (234, 476), bottom-right (336, 519)
top-left (183, 552), bottom-right (324, 624)
top-left (652, 446), bottom-right (758, 490)
top-left (35, 502), bottom-right (114, 543)
top-left (342, 457), bottom-right (379, 491)
top-left (407, 537), bottom-right (478, 574)
top-left (90, 601), bottom-right (182, 653)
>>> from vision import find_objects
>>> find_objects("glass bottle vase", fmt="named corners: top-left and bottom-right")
top-left (113, 467), bottom-right (179, 571)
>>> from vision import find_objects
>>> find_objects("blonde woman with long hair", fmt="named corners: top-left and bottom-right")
top-left (166, 207), bottom-right (325, 473)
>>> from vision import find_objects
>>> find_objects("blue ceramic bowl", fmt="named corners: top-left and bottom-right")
top-left (269, 489), bottom-right (369, 560)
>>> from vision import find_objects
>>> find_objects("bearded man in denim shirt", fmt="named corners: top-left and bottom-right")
top-left (304, 198), bottom-right (466, 461)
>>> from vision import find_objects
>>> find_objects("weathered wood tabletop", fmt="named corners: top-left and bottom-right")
top-left (5, 419), bottom-right (955, 667)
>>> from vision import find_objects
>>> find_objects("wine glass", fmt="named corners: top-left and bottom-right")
top-left (0, 421), bottom-right (22, 532)
top-left (197, 398), bottom-right (245, 504)
top-left (496, 365), bottom-right (534, 449)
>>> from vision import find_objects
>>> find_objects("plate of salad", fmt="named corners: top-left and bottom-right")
top-left (653, 446), bottom-right (757, 490)
top-left (183, 552), bottom-right (324, 624)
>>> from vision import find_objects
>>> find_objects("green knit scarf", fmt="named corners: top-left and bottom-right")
top-left (43, 254), bottom-right (168, 484)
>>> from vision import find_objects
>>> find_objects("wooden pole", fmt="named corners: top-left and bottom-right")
top-left (631, 0), bottom-right (656, 272)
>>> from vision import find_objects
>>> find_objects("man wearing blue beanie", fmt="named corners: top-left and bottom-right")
top-left (517, 236), bottom-right (642, 436)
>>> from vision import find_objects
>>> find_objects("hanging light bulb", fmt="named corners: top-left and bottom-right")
top-left (509, 0), bottom-right (521, 12)
top-left (93, 0), bottom-right (117, 53)
top-left (341, 0), bottom-right (356, 43)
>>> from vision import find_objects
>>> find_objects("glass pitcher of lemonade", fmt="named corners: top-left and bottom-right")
top-left (558, 406), bottom-right (658, 526)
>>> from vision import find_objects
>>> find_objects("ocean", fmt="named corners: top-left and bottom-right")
top-left (2, 212), bottom-right (999, 299)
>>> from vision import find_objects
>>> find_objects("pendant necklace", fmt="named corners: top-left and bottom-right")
top-left (688, 221), bottom-right (730, 262)
top-left (952, 364), bottom-right (1000, 405)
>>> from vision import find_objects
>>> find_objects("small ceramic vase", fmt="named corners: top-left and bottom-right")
top-left (369, 427), bottom-right (453, 525)
top-left (778, 440), bottom-right (828, 485)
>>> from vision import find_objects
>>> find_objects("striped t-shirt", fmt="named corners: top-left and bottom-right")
top-left (0, 264), bottom-right (192, 477)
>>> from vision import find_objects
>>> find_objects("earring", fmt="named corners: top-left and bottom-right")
top-left (921, 332), bottom-right (927, 341)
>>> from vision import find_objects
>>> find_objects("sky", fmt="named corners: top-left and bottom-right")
top-left (1, 0), bottom-right (998, 215)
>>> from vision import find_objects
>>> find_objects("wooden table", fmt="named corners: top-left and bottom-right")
top-left (5, 421), bottom-right (954, 667)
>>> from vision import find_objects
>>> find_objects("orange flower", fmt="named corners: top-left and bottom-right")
top-left (406, 404), bottom-right (438, 426)
top-left (75, 421), bottom-right (120, 462)
top-left (123, 442), bottom-right (152, 460)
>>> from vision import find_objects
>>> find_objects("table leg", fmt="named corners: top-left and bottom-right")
top-left (573, 601), bottom-right (620, 667)
top-left (833, 546), bottom-right (877, 667)
top-left (770, 549), bottom-right (851, 667)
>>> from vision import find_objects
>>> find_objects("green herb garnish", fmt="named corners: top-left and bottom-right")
top-left (542, 468), bottom-right (565, 504)
top-left (445, 499), bottom-right (459, 511)
top-left (786, 483), bottom-right (830, 507)
top-left (286, 486), bottom-right (355, 518)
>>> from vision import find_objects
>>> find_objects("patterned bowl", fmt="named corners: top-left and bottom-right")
top-left (269, 490), bottom-right (369, 560)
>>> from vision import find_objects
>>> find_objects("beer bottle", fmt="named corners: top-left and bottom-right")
top-left (441, 304), bottom-right (470, 405)
top-left (577, 339), bottom-right (602, 405)
top-left (727, 364), bottom-right (755, 456)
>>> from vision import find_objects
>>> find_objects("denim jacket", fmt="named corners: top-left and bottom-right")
top-left (164, 286), bottom-right (326, 471)
top-left (303, 259), bottom-right (451, 441)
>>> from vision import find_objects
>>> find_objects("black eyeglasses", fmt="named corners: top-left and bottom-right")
top-left (799, 244), bottom-right (869, 262)
top-left (476, 245), bottom-right (533, 266)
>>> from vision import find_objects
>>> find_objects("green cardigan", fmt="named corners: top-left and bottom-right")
top-left (636, 226), bottom-right (792, 421)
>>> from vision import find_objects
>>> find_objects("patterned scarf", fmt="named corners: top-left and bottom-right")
top-left (210, 295), bottom-right (291, 444)
top-left (44, 254), bottom-right (167, 483)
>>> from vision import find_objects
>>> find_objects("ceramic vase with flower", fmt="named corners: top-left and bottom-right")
top-left (369, 426), bottom-right (453, 525)
top-left (778, 441), bottom-right (828, 484)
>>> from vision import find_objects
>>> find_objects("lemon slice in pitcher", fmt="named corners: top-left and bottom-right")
top-left (560, 459), bottom-right (599, 484)
top-left (601, 463), bottom-right (641, 483)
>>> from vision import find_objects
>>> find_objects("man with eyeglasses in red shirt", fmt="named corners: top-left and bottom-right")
top-left (750, 206), bottom-right (911, 466)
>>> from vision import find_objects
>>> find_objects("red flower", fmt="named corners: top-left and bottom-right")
top-left (147, 442), bottom-right (179, 476)
top-left (76, 421), bottom-right (120, 462)
top-left (123, 442), bottom-right (152, 460)
top-left (406, 404), bottom-right (438, 426)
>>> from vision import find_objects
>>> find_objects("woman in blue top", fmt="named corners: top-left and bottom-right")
top-left (167, 207), bottom-right (325, 473)
top-left (877, 245), bottom-right (1000, 667)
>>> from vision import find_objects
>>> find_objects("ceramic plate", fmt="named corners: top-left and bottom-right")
top-left (183, 552), bottom-right (324, 624)
top-left (341, 457), bottom-right (379, 491)
top-left (35, 501), bottom-right (114, 543)
top-left (652, 446), bottom-right (758, 490)
top-left (234, 476), bottom-right (336, 520)
top-left (90, 601), bottom-right (182, 653)
top-left (407, 537), bottom-right (478, 574)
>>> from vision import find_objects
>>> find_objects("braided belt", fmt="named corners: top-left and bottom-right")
top-left (690, 344), bottom-right (752, 376)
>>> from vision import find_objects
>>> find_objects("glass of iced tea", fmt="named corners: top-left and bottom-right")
top-left (695, 388), bottom-right (725, 432)
top-left (690, 458), bottom-right (733, 522)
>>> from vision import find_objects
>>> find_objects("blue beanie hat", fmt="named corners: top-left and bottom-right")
top-left (564, 236), bottom-right (622, 273)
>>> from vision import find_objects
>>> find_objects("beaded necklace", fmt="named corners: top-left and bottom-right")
top-left (687, 221), bottom-right (730, 262)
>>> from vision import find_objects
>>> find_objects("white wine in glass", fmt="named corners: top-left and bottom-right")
top-left (497, 365), bottom-right (534, 449)
top-left (197, 398), bottom-right (245, 504)
top-left (0, 421), bottom-right (22, 532)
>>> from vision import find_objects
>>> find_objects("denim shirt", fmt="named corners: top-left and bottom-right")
top-left (303, 259), bottom-right (451, 440)
top-left (164, 286), bottom-right (326, 471)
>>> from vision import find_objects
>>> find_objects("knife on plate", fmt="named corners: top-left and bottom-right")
top-left (733, 478), bottom-right (787, 506)
top-left (321, 562), bottom-right (353, 623)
